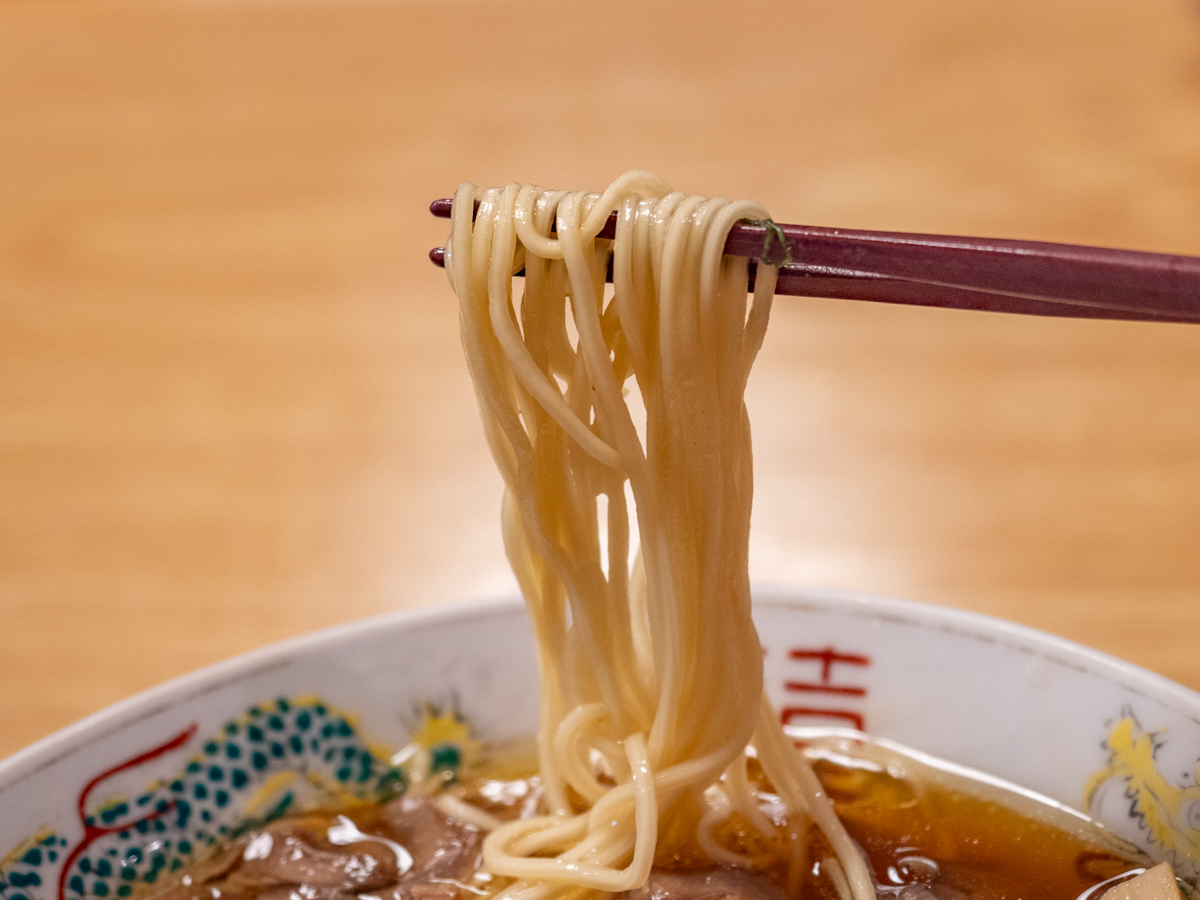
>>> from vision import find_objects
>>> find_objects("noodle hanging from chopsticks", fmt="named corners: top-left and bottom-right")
top-left (446, 171), bottom-right (875, 900)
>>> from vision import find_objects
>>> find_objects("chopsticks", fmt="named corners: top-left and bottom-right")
top-left (429, 198), bottom-right (1200, 324)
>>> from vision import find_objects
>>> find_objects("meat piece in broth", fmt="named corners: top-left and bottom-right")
top-left (377, 796), bottom-right (483, 881)
top-left (619, 869), bottom-right (789, 900)
top-left (235, 826), bottom-right (400, 891)
top-left (147, 816), bottom-right (406, 900)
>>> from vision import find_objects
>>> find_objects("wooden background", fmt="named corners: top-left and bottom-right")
top-left (2, 0), bottom-right (1199, 762)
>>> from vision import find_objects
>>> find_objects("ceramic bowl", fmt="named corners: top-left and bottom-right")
top-left (2, 588), bottom-right (1198, 900)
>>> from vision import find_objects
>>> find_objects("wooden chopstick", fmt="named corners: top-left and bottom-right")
top-left (429, 198), bottom-right (1200, 324)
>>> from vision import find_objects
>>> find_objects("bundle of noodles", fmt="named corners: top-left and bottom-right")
top-left (445, 172), bottom-right (874, 900)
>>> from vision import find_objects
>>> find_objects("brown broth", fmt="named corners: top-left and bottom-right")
top-left (805, 752), bottom-right (1139, 900)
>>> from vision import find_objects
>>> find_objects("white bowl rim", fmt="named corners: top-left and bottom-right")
top-left (3, 585), bottom-right (1197, 798)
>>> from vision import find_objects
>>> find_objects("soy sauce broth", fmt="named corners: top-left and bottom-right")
top-left (806, 750), bottom-right (1137, 899)
top-left (782, 730), bottom-right (1146, 900)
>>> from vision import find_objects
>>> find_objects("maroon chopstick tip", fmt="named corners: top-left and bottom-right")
top-left (429, 247), bottom-right (446, 267)
top-left (430, 198), bottom-right (453, 218)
